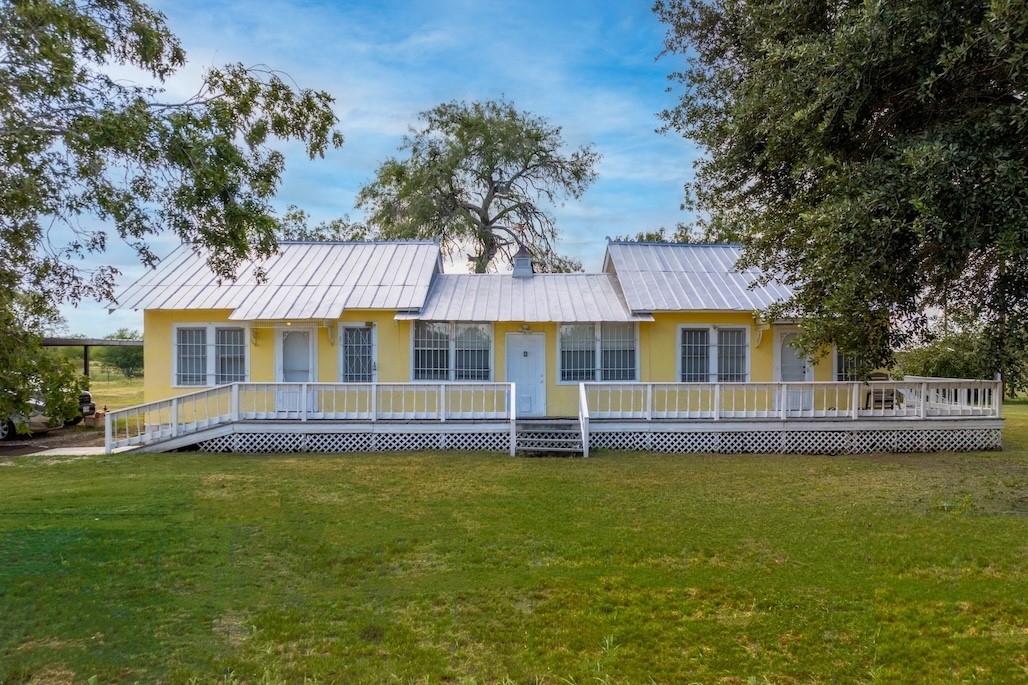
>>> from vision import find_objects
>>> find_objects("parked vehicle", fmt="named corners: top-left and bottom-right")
top-left (0, 390), bottom-right (95, 440)
top-left (64, 391), bottom-right (97, 426)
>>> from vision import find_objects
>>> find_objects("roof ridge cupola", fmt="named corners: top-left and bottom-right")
top-left (512, 243), bottom-right (535, 278)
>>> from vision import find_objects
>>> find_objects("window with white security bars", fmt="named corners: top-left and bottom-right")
top-left (559, 323), bottom-right (637, 382)
top-left (600, 323), bottom-right (636, 380)
top-left (679, 326), bottom-right (749, 382)
top-left (341, 326), bottom-right (374, 382)
top-left (176, 328), bottom-right (207, 386)
top-left (835, 351), bottom-right (859, 381)
top-left (413, 322), bottom-right (492, 381)
top-left (454, 324), bottom-right (491, 380)
top-left (679, 328), bottom-right (710, 382)
top-left (559, 324), bottom-right (597, 382)
top-left (215, 328), bottom-right (247, 384)
top-left (174, 325), bottom-right (247, 386)
top-left (413, 322), bottom-right (450, 380)
top-left (717, 328), bottom-right (748, 382)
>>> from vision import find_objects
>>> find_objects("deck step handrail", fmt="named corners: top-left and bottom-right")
top-left (578, 382), bottom-right (591, 458)
top-left (580, 379), bottom-right (1003, 422)
top-left (106, 381), bottom-right (517, 453)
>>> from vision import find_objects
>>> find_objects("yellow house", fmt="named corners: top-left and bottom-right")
top-left (122, 240), bottom-right (843, 411)
top-left (109, 240), bottom-right (1003, 455)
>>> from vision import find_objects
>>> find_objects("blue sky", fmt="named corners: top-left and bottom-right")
top-left (69, 0), bottom-right (698, 337)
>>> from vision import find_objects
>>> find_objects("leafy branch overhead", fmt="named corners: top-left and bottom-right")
top-left (0, 0), bottom-right (343, 421)
top-left (656, 0), bottom-right (1028, 390)
top-left (1, 0), bottom-right (343, 301)
top-left (357, 99), bottom-right (599, 273)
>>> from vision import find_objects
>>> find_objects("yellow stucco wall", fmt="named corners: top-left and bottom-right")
top-left (144, 308), bottom-right (835, 415)
top-left (143, 309), bottom-right (413, 403)
top-left (144, 310), bottom-right (238, 403)
top-left (640, 312), bottom-right (777, 382)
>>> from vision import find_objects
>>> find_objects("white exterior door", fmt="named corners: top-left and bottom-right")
top-left (506, 333), bottom-right (546, 417)
top-left (277, 329), bottom-right (316, 413)
top-left (776, 329), bottom-right (813, 411)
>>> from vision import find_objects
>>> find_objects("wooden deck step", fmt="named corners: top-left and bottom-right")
top-left (515, 420), bottom-right (584, 456)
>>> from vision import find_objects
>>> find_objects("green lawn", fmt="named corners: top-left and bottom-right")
top-left (1, 409), bottom-right (1026, 684)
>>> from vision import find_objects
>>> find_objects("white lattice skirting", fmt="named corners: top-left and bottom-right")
top-left (195, 430), bottom-right (511, 454)
top-left (588, 426), bottom-right (1003, 454)
top-left (178, 421), bottom-right (1001, 455)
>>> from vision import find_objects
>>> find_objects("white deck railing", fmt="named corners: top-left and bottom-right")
top-left (581, 379), bottom-right (1003, 421)
top-left (106, 378), bottom-right (1001, 455)
top-left (106, 382), bottom-right (516, 453)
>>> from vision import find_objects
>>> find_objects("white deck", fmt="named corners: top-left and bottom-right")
top-left (106, 379), bottom-right (1003, 456)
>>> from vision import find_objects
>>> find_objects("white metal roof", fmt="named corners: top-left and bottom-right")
top-left (603, 242), bottom-right (793, 313)
top-left (398, 273), bottom-right (652, 322)
top-left (113, 241), bottom-right (441, 320)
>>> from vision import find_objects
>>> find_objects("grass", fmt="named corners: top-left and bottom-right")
top-left (87, 363), bottom-right (145, 411)
top-left (1, 410), bottom-right (1026, 683)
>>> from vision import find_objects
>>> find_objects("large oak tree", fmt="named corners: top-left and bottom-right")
top-left (357, 99), bottom-right (599, 273)
top-left (0, 0), bottom-right (343, 424)
top-left (656, 0), bottom-right (1028, 390)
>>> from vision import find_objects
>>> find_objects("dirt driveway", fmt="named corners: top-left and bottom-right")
top-left (0, 425), bottom-right (106, 457)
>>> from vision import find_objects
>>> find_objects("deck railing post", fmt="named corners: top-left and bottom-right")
top-left (509, 383), bottom-right (517, 457)
top-left (371, 383), bottom-right (378, 422)
top-left (851, 383), bottom-right (860, 420)
top-left (994, 381), bottom-right (1003, 418)
top-left (919, 382), bottom-right (928, 419)
top-left (440, 383), bottom-right (446, 422)
top-left (171, 398), bottom-right (179, 438)
top-left (645, 384), bottom-right (652, 421)
top-left (231, 384), bottom-right (240, 422)
top-left (104, 411), bottom-right (113, 454)
top-left (713, 383), bottom-right (720, 421)
top-left (301, 383), bottom-right (308, 422)
top-left (780, 384), bottom-right (788, 420)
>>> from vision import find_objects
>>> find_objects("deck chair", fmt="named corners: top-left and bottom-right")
top-left (865, 371), bottom-right (897, 410)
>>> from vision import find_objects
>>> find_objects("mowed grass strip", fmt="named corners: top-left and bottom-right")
top-left (1, 408), bottom-right (1026, 684)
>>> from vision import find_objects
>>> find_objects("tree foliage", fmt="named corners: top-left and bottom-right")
top-left (277, 206), bottom-right (368, 241)
top-left (894, 328), bottom-right (992, 381)
top-left (611, 224), bottom-right (701, 243)
top-left (0, 0), bottom-right (343, 420)
top-left (656, 0), bottom-right (1028, 385)
top-left (95, 329), bottom-right (145, 379)
top-left (893, 316), bottom-right (1027, 392)
top-left (357, 99), bottom-right (599, 273)
top-left (0, 294), bottom-right (85, 427)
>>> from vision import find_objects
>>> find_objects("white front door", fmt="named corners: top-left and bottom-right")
top-left (506, 333), bottom-right (546, 417)
top-left (277, 329), bottom-right (316, 413)
top-left (776, 329), bottom-right (813, 411)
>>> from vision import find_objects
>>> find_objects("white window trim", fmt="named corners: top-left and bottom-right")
top-left (409, 322), bottom-right (494, 382)
top-left (171, 323), bottom-right (250, 388)
top-left (676, 325), bottom-right (750, 383)
top-left (556, 323), bottom-right (640, 385)
top-left (338, 323), bottom-right (378, 382)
